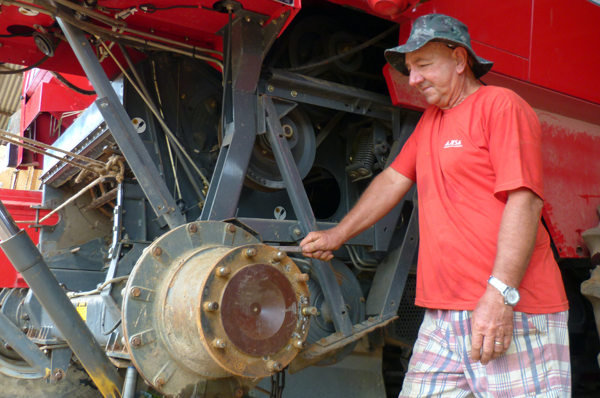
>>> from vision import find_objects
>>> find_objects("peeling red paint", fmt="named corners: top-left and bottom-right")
top-left (539, 115), bottom-right (600, 258)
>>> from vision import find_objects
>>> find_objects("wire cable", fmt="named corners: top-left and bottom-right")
top-left (284, 25), bottom-right (399, 73)
top-left (99, 39), bottom-right (211, 190)
top-left (139, 3), bottom-right (211, 13)
top-left (0, 31), bottom-right (35, 38)
top-left (51, 72), bottom-right (96, 95)
top-left (0, 55), bottom-right (49, 75)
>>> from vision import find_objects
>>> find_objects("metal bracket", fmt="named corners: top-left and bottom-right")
top-left (289, 314), bottom-right (398, 373)
top-left (49, 347), bottom-right (72, 384)
top-left (28, 204), bottom-right (56, 232)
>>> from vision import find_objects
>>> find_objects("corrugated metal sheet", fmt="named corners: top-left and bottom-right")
top-left (0, 63), bottom-right (23, 131)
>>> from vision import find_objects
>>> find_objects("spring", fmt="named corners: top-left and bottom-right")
top-left (354, 129), bottom-right (375, 170)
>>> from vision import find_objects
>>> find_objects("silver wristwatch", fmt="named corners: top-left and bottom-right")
top-left (487, 276), bottom-right (520, 307)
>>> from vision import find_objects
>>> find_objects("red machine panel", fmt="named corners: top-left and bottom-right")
top-left (529, 0), bottom-right (600, 106)
top-left (18, 70), bottom-right (97, 169)
top-left (408, 0), bottom-right (533, 59)
top-left (0, 190), bottom-right (59, 288)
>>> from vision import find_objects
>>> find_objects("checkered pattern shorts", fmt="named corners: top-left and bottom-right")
top-left (400, 309), bottom-right (571, 398)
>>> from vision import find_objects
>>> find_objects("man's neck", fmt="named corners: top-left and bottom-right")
top-left (442, 77), bottom-right (481, 110)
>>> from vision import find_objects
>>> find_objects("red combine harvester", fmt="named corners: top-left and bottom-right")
top-left (0, 1), bottom-right (598, 397)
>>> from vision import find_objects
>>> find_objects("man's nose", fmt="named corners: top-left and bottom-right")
top-left (408, 69), bottom-right (423, 87)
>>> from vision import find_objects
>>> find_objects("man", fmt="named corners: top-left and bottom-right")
top-left (301, 14), bottom-right (570, 397)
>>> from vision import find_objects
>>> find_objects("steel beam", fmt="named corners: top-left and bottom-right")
top-left (56, 16), bottom-right (184, 229)
top-left (262, 69), bottom-right (395, 121)
top-left (263, 95), bottom-right (353, 337)
top-left (200, 17), bottom-right (264, 220)
top-left (0, 200), bottom-right (122, 397)
top-left (366, 190), bottom-right (419, 318)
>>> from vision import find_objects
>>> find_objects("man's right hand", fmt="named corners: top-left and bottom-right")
top-left (300, 228), bottom-right (345, 261)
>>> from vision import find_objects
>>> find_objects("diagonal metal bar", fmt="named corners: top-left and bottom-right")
top-left (0, 311), bottom-right (51, 379)
top-left (263, 95), bottom-right (353, 336)
top-left (56, 16), bottom-right (184, 229)
top-left (366, 190), bottom-right (419, 318)
top-left (0, 200), bottom-right (122, 397)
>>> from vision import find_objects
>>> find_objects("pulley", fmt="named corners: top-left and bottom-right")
top-left (33, 32), bottom-right (55, 57)
top-left (245, 107), bottom-right (316, 191)
top-left (122, 221), bottom-right (311, 397)
top-left (305, 258), bottom-right (365, 365)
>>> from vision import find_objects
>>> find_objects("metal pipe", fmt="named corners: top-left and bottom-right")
top-left (0, 202), bottom-right (123, 398)
top-left (0, 201), bottom-right (19, 241)
top-left (0, 311), bottom-right (51, 378)
top-left (122, 366), bottom-right (137, 398)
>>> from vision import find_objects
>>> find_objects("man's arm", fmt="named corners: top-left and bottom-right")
top-left (471, 187), bottom-right (544, 365)
top-left (300, 168), bottom-right (414, 261)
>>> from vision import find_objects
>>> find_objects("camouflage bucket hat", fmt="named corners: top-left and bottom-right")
top-left (385, 14), bottom-right (493, 79)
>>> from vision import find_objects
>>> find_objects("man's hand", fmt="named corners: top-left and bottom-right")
top-left (300, 228), bottom-right (345, 261)
top-left (470, 286), bottom-right (514, 365)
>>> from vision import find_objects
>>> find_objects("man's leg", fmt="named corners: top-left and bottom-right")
top-left (400, 309), bottom-right (475, 398)
top-left (459, 311), bottom-right (571, 398)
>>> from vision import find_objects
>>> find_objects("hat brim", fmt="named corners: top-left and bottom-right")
top-left (384, 38), bottom-right (493, 80)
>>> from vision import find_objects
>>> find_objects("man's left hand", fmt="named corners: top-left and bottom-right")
top-left (470, 286), bottom-right (514, 365)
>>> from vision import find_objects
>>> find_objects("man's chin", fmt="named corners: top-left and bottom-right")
top-left (424, 95), bottom-right (439, 106)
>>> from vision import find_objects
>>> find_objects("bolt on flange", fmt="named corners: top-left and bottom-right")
top-left (243, 247), bottom-right (257, 258)
top-left (212, 339), bottom-right (227, 349)
top-left (301, 306), bottom-right (318, 316)
top-left (203, 301), bottom-right (219, 312)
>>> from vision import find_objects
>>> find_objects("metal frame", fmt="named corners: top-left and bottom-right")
top-left (56, 13), bottom-right (184, 230)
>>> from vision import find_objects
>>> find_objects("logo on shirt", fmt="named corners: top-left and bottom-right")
top-left (443, 140), bottom-right (463, 148)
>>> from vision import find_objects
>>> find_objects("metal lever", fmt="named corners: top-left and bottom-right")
top-left (263, 95), bottom-right (353, 337)
top-left (273, 245), bottom-right (304, 253)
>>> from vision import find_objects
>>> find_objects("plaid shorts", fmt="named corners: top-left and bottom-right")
top-left (400, 309), bottom-right (571, 398)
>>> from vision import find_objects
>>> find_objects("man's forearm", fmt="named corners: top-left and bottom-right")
top-left (491, 188), bottom-right (544, 287)
top-left (335, 168), bottom-right (414, 242)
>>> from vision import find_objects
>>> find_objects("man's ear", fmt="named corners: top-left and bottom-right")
top-left (453, 47), bottom-right (469, 74)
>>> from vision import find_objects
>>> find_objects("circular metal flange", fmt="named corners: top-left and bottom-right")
top-left (122, 221), bottom-right (310, 397)
top-left (200, 244), bottom-right (310, 377)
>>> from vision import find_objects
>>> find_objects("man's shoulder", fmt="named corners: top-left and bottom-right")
top-left (476, 86), bottom-right (531, 111)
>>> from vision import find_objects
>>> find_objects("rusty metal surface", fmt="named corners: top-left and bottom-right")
top-left (122, 221), bottom-right (311, 397)
top-left (199, 243), bottom-right (311, 379)
top-left (221, 263), bottom-right (297, 356)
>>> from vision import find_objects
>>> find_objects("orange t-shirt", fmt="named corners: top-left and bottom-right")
top-left (390, 86), bottom-right (568, 314)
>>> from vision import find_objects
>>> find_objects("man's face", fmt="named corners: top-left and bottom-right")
top-left (405, 42), bottom-right (460, 109)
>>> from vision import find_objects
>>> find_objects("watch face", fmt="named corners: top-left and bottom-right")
top-left (506, 289), bottom-right (520, 306)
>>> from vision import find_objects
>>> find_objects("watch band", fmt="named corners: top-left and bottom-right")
top-left (488, 276), bottom-right (509, 295)
top-left (488, 276), bottom-right (520, 306)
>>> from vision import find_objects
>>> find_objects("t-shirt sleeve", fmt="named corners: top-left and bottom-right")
top-left (487, 97), bottom-right (544, 201)
top-left (390, 129), bottom-right (418, 182)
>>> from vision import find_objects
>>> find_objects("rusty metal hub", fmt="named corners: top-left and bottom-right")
top-left (122, 221), bottom-right (311, 397)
